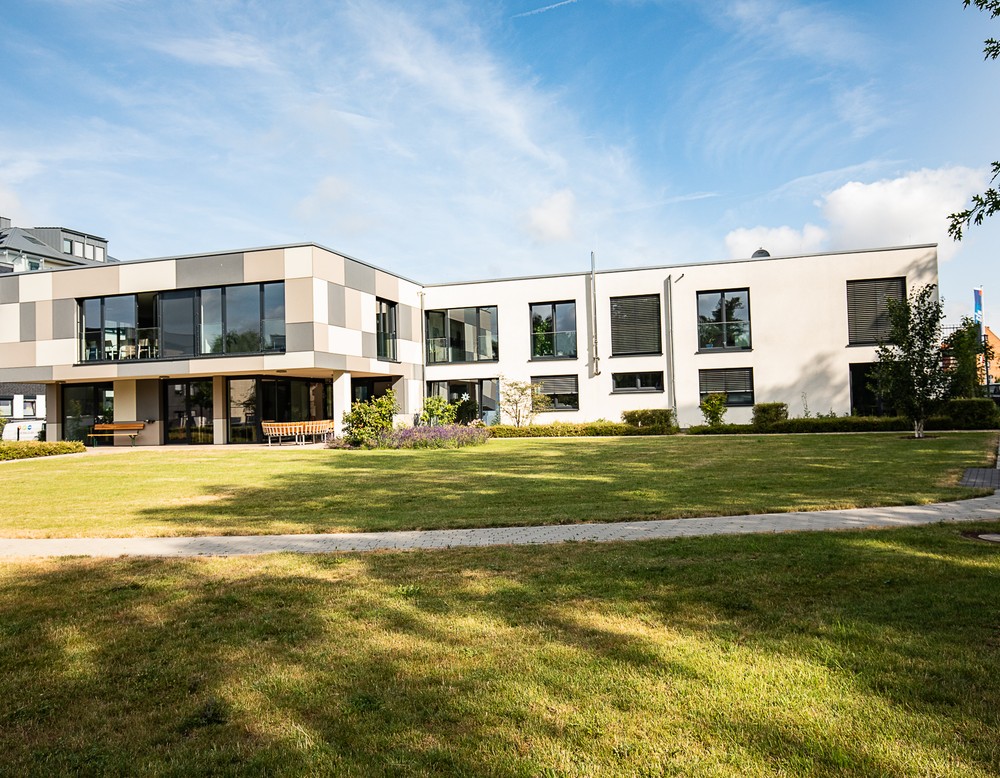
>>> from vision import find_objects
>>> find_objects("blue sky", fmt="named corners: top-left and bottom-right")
top-left (1, 0), bottom-right (998, 322)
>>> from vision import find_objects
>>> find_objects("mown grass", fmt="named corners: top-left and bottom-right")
top-left (1, 524), bottom-right (998, 776)
top-left (1, 432), bottom-right (995, 537)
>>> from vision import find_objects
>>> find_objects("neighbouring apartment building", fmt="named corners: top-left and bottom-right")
top-left (0, 240), bottom-right (938, 444)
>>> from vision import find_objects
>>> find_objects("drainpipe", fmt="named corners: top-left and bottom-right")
top-left (590, 251), bottom-right (600, 376)
top-left (665, 274), bottom-right (680, 423)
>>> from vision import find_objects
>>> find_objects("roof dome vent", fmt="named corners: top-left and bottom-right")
top-left (751, 247), bottom-right (770, 258)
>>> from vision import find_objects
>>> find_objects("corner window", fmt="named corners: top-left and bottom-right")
top-left (612, 371), bottom-right (664, 393)
top-left (847, 277), bottom-right (905, 344)
top-left (610, 294), bottom-right (661, 356)
top-left (532, 374), bottom-right (579, 410)
top-left (377, 298), bottom-right (398, 361)
top-left (697, 289), bottom-right (750, 350)
top-left (699, 368), bottom-right (754, 406)
top-left (426, 306), bottom-right (498, 364)
top-left (530, 301), bottom-right (577, 359)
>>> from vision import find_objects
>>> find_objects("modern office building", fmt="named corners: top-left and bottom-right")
top-left (0, 239), bottom-right (937, 444)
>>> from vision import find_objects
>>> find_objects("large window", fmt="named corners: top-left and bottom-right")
top-left (164, 380), bottom-right (214, 444)
top-left (697, 288), bottom-right (750, 350)
top-left (80, 282), bottom-right (285, 362)
top-left (532, 374), bottom-right (579, 410)
top-left (426, 306), bottom-right (498, 364)
top-left (227, 376), bottom-right (331, 443)
top-left (847, 277), bottom-right (905, 344)
top-left (377, 299), bottom-right (398, 361)
top-left (612, 371), bottom-right (664, 393)
top-left (698, 368), bottom-right (754, 406)
top-left (62, 383), bottom-right (114, 443)
top-left (427, 378), bottom-right (500, 424)
top-left (610, 295), bottom-right (661, 356)
top-left (530, 301), bottom-right (577, 359)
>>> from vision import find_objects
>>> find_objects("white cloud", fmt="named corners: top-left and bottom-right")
top-left (150, 33), bottom-right (278, 72)
top-left (724, 223), bottom-right (828, 258)
top-left (821, 167), bottom-right (986, 261)
top-left (527, 189), bottom-right (575, 242)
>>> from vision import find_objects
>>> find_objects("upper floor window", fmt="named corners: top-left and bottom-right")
top-left (80, 282), bottom-right (285, 362)
top-left (847, 277), bottom-right (905, 344)
top-left (610, 294), bottom-right (661, 356)
top-left (426, 306), bottom-right (498, 364)
top-left (62, 238), bottom-right (72, 254)
top-left (697, 288), bottom-right (750, 350)
top-left (376, 298), bottom-right (398, 361)
top-left (530, 301), bottom-right (577, 359)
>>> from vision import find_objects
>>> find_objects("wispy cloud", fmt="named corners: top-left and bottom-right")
top-left (149, 33), bottom-right (278, 72)
top-left (512, 0), bottom-right (579, 20)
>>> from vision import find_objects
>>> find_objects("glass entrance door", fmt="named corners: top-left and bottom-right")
top-left (164, 380), bottom-right (214, 444)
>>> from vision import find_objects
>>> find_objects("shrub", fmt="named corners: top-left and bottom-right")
top-left (342, 389), bottom-right (397, 447)
top-left (490, 421), bottom-right (676, 438)
top-left (419, 395), bottom-right (457, 426)
top-left (699, 393), bottom-right (728, 427)
top-left (0, 441), bottom-right (86, 460)
top-left (622, 409), bottom-right (675, 428)
top-left (752, 402), bottom-right (788, 429)
top-left (938, 398), bottom-right (1000, 429)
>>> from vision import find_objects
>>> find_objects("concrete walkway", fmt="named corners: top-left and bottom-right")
top-left (3, 491), bottom-right (1000, 559)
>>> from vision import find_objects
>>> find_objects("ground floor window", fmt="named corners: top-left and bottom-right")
top-left (698, 368), bottom-right (753, 406)
top-left (352, 377), bottom-right (396, 404)
top-left (849, 362), bottom-right (891, 416)
top-left (63, 383), bottom-right (114, 443)
top-left (531, 374), bottom-right (580, 411)
top-left (164, 380), bottom-right (213, 444)
top-left (427, 378), bottom-right (499, 423)
top-left (227, 376), bottom-right (332, 443)
top-left (612, 371), bottom-right (664, 393)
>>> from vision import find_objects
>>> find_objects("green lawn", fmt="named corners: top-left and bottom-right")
top-left (1, 523), bottom-right (998, 776)
top-left (1, 432), bottom-right (995, 538)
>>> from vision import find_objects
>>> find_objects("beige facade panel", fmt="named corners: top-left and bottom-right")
top-left (284, 246), bottom-right (313, 279)
top-left (17, 271), bottom-right (53, 303)
top-left (0, 340), bottom-right (34, 368)
top-left (315, 352), bottom-right (348, 371)
top-left (52, 265), bottom-right (121, 300)
top-left (344, 287), bottom-right (362, 330)
top-left (119, 259), bottom-right (177, 294)
top-left (243, 249), bottom-right (285, 283)
top-left (375, 271), bottom-right (399, 301)
top-left (312, 322), bottom-right (329, 353)
top-left (284, 278), bottom-right (314, 323)
top-left (36, 339), bottom-right (75, 367)
top-left (0, 303), bottom-right (19, 343)
top-left (327, 324), bottom-right (363, 356)
top-left (312, 247), bottom-right (345, 285)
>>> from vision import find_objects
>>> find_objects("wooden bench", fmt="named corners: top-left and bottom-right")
top-left (88, 422), bottom-right (145, 447)
top-left (261, 420), bottom-right (335, 446)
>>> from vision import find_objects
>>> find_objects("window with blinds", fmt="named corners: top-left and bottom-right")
top-left (698, 368), bottom-right (754, 406)
top-left (846, 277), bottom-right (905, 344)
top-left (610, 294), bottom-right (662, 356)
top-left (531, 374), bottom-right (579, 410)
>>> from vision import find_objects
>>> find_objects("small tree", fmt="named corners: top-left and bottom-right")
top-left (419, 395), bottom-right (457, 426)
top-left (870, 284), bottom-right (951, 438)
top-left (699, 393), bottom-right (728, 427)
top-left (944, 316), bottom-right (991, 398)
top-left (342, 389), bottom-right (397, 447)
top-left (498, 377), bottom-right (551, 427)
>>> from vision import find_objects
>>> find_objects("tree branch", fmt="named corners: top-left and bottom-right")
top-left (948, 162), bottom-right (1000, 240)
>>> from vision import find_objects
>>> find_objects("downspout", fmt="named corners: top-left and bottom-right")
top-left (590, 251), bottom-right (600, 376)
top-left (418, 288), bottom-right (426, 421)
top-left (665, 274), bottom-right (679, 424)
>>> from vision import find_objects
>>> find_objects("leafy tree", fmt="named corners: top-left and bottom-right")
top-left (948, 0), bottom-right (1000, 240)
top-left (419, 395), bottom-right (457, 426)
top-left (944, 316), bottom-right (991, 397)
top-left (342, 389), bottom-right (397, 447)
top-left (870, 285), bottom-right (951, 438)
top-left (498, 377), bottom-right (551, 427)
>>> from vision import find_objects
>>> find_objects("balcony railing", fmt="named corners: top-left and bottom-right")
top-left (81, 321), bottom-right (286, 363)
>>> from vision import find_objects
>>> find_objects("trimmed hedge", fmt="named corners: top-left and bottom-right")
top-left (752, 402), bottom-right (788, 429)
top-left (689, 410), bottom-right (1000, 435)
top-left (491, 422), bottom-right (676, 438)
top-left (0, 441), bottom-right (86, 461)
top-left (939, 399), bottom-right (1000, 429)
top-left (621, 409), bottom-right (676, 428)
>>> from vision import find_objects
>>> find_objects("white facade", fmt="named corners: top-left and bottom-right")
top-left (424, 244), bottom-right (938, 428)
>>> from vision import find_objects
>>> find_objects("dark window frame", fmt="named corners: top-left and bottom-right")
top-left (531, 374), bottom-right (580, 411)
top-left (846, 277), bottom-right (906, 345)
top-left (698, 368), bottom-right (754, 407)
top-left (611, 371), bottom-right (665, 393)
top-left (376, 298), bottom-right (399, 362)
top-left (696, 288), bottom-right (751, 351)
top-left (610, 294), bottom-right (662, 356)
top-left (529, 300), bottom-right (578, 360)
top-left (425, 306), bottom-right (499, 364)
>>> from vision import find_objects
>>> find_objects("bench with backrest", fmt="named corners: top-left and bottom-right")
top-left (88, 422), bottom-right (145, 447)
top-left (261, 420), bottom-right (335, 446)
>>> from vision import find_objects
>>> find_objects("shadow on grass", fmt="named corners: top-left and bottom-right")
top-left (127, 435), bottom-right (993, 536)
top-left (1, 524), bottom-right (999, 775)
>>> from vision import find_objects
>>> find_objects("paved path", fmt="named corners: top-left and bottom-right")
top-left (3, 491), bottom-right (1000, 559)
